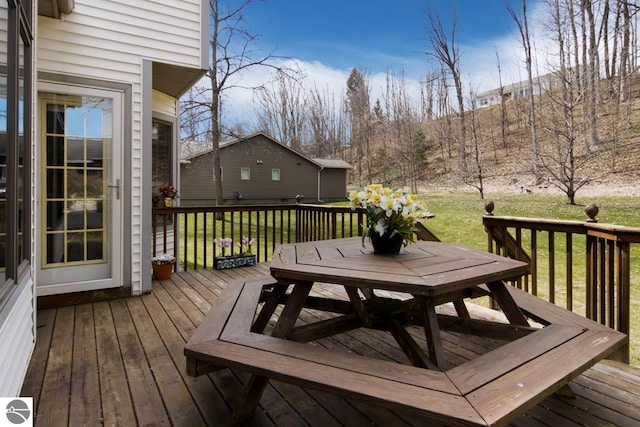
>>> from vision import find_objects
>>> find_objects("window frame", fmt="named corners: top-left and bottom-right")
top-left (1, 0), bottom-right (33, 304)
top-left (240, 167), bottom-right (250, 181)
top-left (271, 168), bottom-right (280, 181)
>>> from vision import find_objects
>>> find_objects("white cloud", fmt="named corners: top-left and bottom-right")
top-left (219, 0), bottom-right (555, 128)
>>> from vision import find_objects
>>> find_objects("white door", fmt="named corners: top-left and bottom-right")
top-left (36, 84), bottom-right (123, 295)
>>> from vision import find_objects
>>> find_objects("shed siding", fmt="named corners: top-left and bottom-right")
top-left (319, 169), bottom-right (348, 200)
top-left (222, 136), bottom-right (318, 201)
top-left (180, 134), bottom-right (352, 205)
top-left (0, 280), bottom-right (35, 395)
top-left (37, 0), bottom-right (204, 293)
top-left (181, 156), bottom-right (215, 205)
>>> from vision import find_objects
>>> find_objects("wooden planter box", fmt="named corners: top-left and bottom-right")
top-left (214, 254), bottom-right (256, 270)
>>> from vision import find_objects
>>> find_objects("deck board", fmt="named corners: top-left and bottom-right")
top-left (22, 264), bottom-right (640, 426)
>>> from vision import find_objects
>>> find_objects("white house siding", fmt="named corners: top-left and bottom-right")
top-left (37, 1), bottom-right (204, 294)
top-left (153, 90), bottom-right (178, 117)
top-left (0, 280), bottom-right (35, 396)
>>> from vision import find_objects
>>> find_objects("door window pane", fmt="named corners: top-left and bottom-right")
top-left (42, 95), bottom-right (110, 266)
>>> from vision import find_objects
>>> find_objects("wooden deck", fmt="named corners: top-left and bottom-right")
top-left (22, 264), bottom-right (640, 426)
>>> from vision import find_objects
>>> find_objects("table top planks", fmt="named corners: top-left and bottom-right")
top-left (270, 238), bottom-right (529, 296)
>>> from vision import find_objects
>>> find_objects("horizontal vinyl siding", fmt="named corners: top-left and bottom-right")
top-left (38, 0), bottom-right (202, 79)
top-left (153, 90), bottom-right (178, 117)
top-left (180, 156), bottom-right (216, 204)
top-left (320, 169), bottom-right (348, 200)
top-left (0, 281), bottom-right (35, 396)
top-left (222, 137), bottom-right (318, 201)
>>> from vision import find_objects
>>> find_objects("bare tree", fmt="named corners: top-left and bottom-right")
top-left (507, 0), bottom-right (542, 183)
top-left (306, 85), bottom-right (347, 159)
top-left (464, 88), bottom-right (485, 199)
top-left (180, 0), bottom-right (292, 205)
top-left (254, 70), bottom-right (307, 150)
top-left (495, 50), bottom-right (509, 150)
top-left (346, 68), bottom-right (372, 185)
top-left (425, 8), bottom-right (466, 175)
top-left (383, 70), bottom-right (423, 189)
top-left (538, 0), bottom-right (598, 204)
top-left (619, 0), bottom-right (632, 103)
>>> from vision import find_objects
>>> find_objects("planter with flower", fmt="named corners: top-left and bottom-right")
top-left (152, 253), bottom-right (176, 279)
top-left (158, 183), bottom-right (179, 207)
top-left (349, 184), bottom-right (428, 255)
top-left (213, 236), bottom-right (256, 270)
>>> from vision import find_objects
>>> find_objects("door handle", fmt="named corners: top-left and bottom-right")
top-left (108, 179), bottom-right (121, 200)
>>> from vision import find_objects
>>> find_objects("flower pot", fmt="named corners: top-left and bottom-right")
top-left (369, 229), bottom-right (404, 255)
top-left (152, 262), bottom-right (175, 279)
top-left (164, 197), bottom-right (174, 207)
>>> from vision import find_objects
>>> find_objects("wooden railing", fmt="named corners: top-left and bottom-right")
top-left (152, 204), bottom-right (365, 270)
top-left (483, 205), bottom-right (640, 362)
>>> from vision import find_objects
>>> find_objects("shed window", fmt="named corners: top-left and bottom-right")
top-left (241, 167), bottom-right (250, 180)
top-left (272, 169), bottom-right (280, 181)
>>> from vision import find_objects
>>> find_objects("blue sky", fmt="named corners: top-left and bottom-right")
top-left (246, 0), bottom-right (522, 76)
top-left (225, 0), bottom-right (546, 126)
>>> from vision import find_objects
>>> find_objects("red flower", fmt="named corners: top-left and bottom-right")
top-left (158, 183), bottom-right (179, 198)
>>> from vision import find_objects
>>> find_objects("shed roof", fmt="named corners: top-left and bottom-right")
top-left (312, 158), bottom-right (353, 169)
top-left (181, 132), bottom-right (352, 170)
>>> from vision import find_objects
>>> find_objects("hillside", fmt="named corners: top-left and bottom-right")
top-left (411, 86), bottom-right (640, 199)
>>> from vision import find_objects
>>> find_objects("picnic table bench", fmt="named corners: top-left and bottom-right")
top-left (185, 238), bottom-right (627, 426)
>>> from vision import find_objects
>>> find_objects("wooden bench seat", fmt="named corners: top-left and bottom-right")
top-left (185, 276), bottom-right (627, 426)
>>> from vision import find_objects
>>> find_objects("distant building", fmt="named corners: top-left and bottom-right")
top-left (477, 71), bottom-right (564, 108)
top-left (180, 132), bottom-right (352, 205)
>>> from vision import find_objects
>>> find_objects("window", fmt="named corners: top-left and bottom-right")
top-left (1, 0), bottom-right (33, 299)
top-left (152, 120), bottom-right (172, 196)
top-left (272, 169), bottom-right (280, 181)
top-left (241, 167), bottom-right (250, 180)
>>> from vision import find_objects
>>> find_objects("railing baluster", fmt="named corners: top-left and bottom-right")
top-left (566, 233), bottom-right (573, 311)
top-left (181, 212), bottom-right (187, 271)
top-left (531, 230), bottom-right (537, 296)
top-left (549, 231), bottom-right (555, 304)
top-left (599, 238), bottom-right (606, 324)
top-left (607, 239), bottom-right (615, 328)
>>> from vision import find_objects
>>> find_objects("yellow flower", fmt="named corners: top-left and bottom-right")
top-left (349, 184), bottom-right (429, 246)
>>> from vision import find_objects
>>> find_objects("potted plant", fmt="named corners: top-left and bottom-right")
top-left (213, 236), bottom-right (257, 269)
top-left (152, 253), bottom-right (176, 279)
top-left (348, 184), bottom-right (429, 254)
top-left (158, 183), bottom-right (179, 207)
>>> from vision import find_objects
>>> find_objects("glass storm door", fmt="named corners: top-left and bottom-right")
top-left (37, 85), bottom-right (122, 295)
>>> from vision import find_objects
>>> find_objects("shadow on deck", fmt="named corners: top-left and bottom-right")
top-left (22, 264), bottom-right (640, 426)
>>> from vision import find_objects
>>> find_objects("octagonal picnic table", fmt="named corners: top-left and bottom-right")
top-left (185, 237), bottom-right (627, 426)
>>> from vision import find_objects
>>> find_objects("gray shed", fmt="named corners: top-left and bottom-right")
top-left (180, 132), bottom-right (351, 205)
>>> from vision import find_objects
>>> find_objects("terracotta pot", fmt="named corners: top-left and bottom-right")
top-left (152, 262), bottom-right (174, 279)
top-left (369, 229), bottom-right (404, 255)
